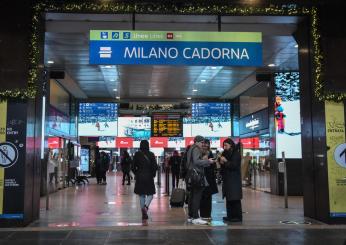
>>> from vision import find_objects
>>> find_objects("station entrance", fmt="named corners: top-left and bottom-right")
top-left (37, 12), bottom-right (309, 227)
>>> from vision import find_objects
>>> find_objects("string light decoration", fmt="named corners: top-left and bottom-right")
top-left (1, 2), bottom-right (343, 102)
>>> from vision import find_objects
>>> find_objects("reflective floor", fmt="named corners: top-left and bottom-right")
top-left (1, 173), bottom-right (346, 244)
top-left (30, 172), bottom-right (316, 228)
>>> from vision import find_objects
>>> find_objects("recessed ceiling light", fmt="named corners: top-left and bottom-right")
top-left (116, 96), bottom-right (120, 99)
top-left (104, 65), bottom-right (113, 68)
top-left (187, 97), bottom-right (192, 100)
top-left (47, 60), bottom-right (54, 64)
top-left (110, 79), bottom-right (116, 82)
top-left (268, 64), bottom-right (276, 67)
top-left (193, 89), bottom-right (198, 92)
top-left (113, 89), bottom-right (117, 91)
top-left (211, 66), bottom-right (217, 69)
top-left (200, 79), bottom-right (206, 82)
top-left (294, 44), bottom-right (299, 48)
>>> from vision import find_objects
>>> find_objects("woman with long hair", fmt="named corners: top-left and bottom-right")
top-left (133, 140), bottom-right (158, 221)
top-left (220, 138), bottom-right (243, 223)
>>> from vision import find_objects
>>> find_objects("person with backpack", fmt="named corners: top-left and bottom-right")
top-left (133, 140), bottom-right (158, 221)
top-left (186, 135), bottom-right (214, 225)
top-left (220, 138), bottom-right (243, 223)
top-left (169, 150), bottom-right (181, 189)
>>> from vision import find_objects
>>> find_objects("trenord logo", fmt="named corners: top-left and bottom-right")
top-left (99, 47), bottom-right (112, 58)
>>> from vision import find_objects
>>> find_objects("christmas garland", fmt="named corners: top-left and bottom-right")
top-left (1, 2), bottom-right (341, 102)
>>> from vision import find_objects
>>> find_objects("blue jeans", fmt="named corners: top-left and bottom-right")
top-left (139, 195), bottom-right (153, 209)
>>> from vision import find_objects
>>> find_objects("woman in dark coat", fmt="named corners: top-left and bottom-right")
top-left (200, 139), bottom-right (218, 220)
top-left (121, 150), bottom-right (132, 185)
top-left (133, 140), bottom-right (158, 220)
top-left (220, 138), bottom-right (242, 222)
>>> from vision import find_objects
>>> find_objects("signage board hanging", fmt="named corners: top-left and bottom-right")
top-left (90, 30), bottom-right (262, 66)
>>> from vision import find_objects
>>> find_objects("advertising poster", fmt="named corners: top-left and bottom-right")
top-left (325, 101), bottom-right (346, 217)
top-left (274, 72), bottom-right (302, 158)
top-left (191, 103), bottom-right (231, 137)
top-left (80, 148), bottom-right (90, 172)
top-left (118, 117), bottom-right (151, 139)
top-left (78, 103), bottom-right (118, 136)
top-left (0, 100), bottom-right (26, 220)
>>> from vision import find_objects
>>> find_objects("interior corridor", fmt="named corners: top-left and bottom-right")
top-left (30, 172), bottom-right (318, 228)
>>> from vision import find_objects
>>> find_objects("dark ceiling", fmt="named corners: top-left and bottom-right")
top-left (44, 13), bottom-right (300, 101)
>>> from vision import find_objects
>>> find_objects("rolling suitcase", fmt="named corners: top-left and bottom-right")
top-left (170, 182), bottom-right (186, 207)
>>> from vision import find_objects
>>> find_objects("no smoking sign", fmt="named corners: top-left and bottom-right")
top-left (0, 142), bottom-right (19, 168)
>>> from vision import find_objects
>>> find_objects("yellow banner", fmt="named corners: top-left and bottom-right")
top-left (325, 101), bottom-right (346, 217)
top-left (0, 100), bottom-right (7, 214)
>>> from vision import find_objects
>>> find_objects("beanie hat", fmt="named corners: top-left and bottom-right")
top-left (194, 135), bottom-right (205, 143)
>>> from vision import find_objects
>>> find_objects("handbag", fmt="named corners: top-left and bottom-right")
top-left (187, 168), bottom-right (205, 187)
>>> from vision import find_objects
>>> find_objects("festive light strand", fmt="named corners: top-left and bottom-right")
top-left (1, 3), bottom-right (342, 102)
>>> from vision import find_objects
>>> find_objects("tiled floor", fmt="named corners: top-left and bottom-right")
top-left (2, 173), bottom-right (346, 244)
top-left (29, 172), bottom-right (316, 228)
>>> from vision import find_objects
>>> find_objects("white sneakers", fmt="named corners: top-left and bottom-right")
top-left (191, 218), bottom-right (208, 225)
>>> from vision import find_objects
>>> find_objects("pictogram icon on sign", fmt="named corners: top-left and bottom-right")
top-left (0, 142), bottom-right (19, 168)
top-left (334, 143), bottom-right (346, 168)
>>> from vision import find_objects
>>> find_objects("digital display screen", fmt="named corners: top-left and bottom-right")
top-left (97, 136), bottom-right (116, 148)
top-left (80, 148), bottom-right (90, 172)
top-left (183, 117), bottom-right (193, 137)
top-left (191, 103), bottom-right (231, 137)
top-left (48, 106), bottom-right (70, 137)
top-left (152, 113), bottom-right (183, 137)
top-left (275, 72), bottom-right (302, 159)
top-left (118, 117), bottom-right (151, 139)
top-left (78, 103), bottom-right (118, 136)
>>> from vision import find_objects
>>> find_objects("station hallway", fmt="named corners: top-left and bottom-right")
top-left (0, 172), bottom-right (344, 245)
top-left (28, 172), bottom-right (314, 228)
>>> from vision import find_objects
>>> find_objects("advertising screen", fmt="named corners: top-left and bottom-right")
top-left (78, 103), bottom-right (118, 136)
top-left (80, 148), bottom-right (90, 172)
top-left (191, 103), bottom-right (231, 137)
top-left (168, 137), bottom-right (185, 148)
top-left (239, 108), bottom-right (269, 135)
top-left (96, 136), bottom-right (116, 148)
top-left (275, 72), bottom-right (302, 159)
top-left (152, 113), bottom-right (183, 137)
top-left (48, 106), bottom-right (70, 137)
top-left (118, 117), bottom-right (151, 139)
top-left (183, 117), bottom-right (193, 137)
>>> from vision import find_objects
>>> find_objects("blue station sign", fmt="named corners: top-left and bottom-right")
top-left (89, 30), bottom-right (262, 66)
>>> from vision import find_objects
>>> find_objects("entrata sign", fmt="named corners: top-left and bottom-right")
top-left (90, 30), bottom-right (262, 66)
top-left (116, 137), bottom-right (133, 148)
top-left (150, 137), bottom-right (168, 148)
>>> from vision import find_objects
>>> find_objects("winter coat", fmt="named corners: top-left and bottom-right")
top-left (133, 150), bottom-right (158, 195)
top-left (204, 151), bottom-right (218, 195)
top-left (169, 155), bottom-right (181, 175)
top-left (221, 149), bottom-right (242, 201)
top-left (121, 156), bottom-right (132, 173)
top-left (101, 155), bottom-right (110, 172)
top-left (187, 144), bottom-right (210, 186)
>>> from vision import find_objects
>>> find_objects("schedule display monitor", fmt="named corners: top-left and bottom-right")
top-left (191, 103), bottom-right (231, 137)
top-left (152, 113), bottom-right (183, 137)
top-left (78, 103), bottom-right (118, 136)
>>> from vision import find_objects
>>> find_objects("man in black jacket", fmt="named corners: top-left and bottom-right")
top-left (169, 150), bottom-right (181, 189)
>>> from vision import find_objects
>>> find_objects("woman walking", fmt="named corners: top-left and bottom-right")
top-left (220, 138), bottom-right (243, 223)
top-left (133, 140), bottom-right (158, 221)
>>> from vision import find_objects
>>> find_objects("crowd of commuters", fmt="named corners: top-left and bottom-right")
top-left (93, 135), bottom-right (242, 225)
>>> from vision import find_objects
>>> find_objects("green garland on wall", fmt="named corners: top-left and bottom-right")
top-left (0, 2), bottom-right (343, 102)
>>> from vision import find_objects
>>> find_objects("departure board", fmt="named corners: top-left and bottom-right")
top-left (152, 113), bottom-right (183, 137)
